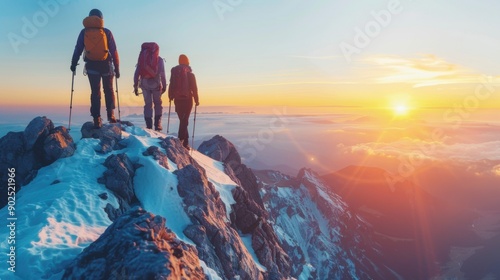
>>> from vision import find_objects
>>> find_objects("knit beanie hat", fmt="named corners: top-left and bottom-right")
top-left (89, 9), bottom-right (103, 19)
top-left (179, 54), bottom-right (190, 66)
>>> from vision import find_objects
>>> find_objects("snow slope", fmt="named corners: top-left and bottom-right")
top-left (0, 125), bottom-right (259, 280)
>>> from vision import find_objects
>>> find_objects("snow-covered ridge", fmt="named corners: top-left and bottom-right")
top-left (0, 120), bottom-right (261, 279)
top-left (0, 118), bottom-right (398, 280)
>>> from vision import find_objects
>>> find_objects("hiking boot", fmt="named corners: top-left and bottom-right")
top-left (93, 116), bottom-right (102, 129)
top-left (154, 115), bottom-right (162, 131)
top-left (107, 111), bottom-right (117, 123)
top-left (182, 139), bottom-right (190, 150)
top-left (145, 117), bottom-right (153, 129)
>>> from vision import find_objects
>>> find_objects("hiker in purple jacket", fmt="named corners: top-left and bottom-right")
top-left (168, 54), bottom-right (199, 149)
top-left (133, 43), bottom-right (167, 131)
top-left (70, 9), bottom-right (120, 128)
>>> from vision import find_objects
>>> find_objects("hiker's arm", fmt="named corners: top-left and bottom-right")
top-left (106, 29), bottom-right (120, 74)
top-left (189, 72), bottom-right (199, 105)
top-left (133, 66), bottom-right (140, 95)
top-left (70, 30), bottom-right (84, 71)
top-left (168, 68), bottom-right (174, 100)
top-left (159, 59), bottom-right (167, 93)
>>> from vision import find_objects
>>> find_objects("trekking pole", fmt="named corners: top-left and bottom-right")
top-left (191, 104), bottom-right (197, 152)
top-left (115, 77), bottom-right (121, 122)
top-left (68, 71), bottom-right (75, 131)
top-left (166, 100), bottom-right (171, 134)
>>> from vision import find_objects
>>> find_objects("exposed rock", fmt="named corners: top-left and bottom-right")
top-left (24, 116), bottom-right (54, 150)
top-left (62, 207), bottom-right (206, 280)
top-left (81, 122), bottom-right (124, 153)
top-left (199, 136), bottom-right (292, 279)
top-left (98, 153), bottom-right (139, 221)
top-left (0, 117), bottom-right (75, 208)
top-left (98, 193), bottom-right (108, 200)
top-left (197, 135), bottom-right (241, 167)
top-left (255, 169), bottom-right (396, 280)
top-left (184, 225), bottom-right (225, 275)
top-left (176, 164), bottom-right (261, 280)
top-left (160, 137), bottom-right (195, 169)
top-left (143, 146), bottom-right (169, 169)
top-left (198, 135), bottom-right (263, 207)
top-left (231, 187), bottom-right (264, 234)
top-left (43, 126), bottom-right (76, 164)
top-left (162, 138), bottom-right (263, 280)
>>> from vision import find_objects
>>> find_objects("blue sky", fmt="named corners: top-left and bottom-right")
top-left (1, 0), bottom-right (500, 109)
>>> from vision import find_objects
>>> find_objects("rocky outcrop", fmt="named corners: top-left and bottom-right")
top-left (98, 153), bottom-right (140, 221)
top-left (143, 146), bottom-right (170, 169)
top-left (198, 135), bottom-right (263, 206)
top-left (81, 122), bottom-right (126, 153)
top-left (256, 169), bottom-right (396, 280)
top-left (162, 137), bottom-right (263, 280)
top-left (198, 135), bottom-right (292, 279)
top-left (62, 207), bottom-right (205, 280)
top-left (160, 137), bottom-right (195, 169)
top-left (0, 116), bottom-right (75, 208)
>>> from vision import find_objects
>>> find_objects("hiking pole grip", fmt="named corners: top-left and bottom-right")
top-left (68, 71), bottom-right (75, 131)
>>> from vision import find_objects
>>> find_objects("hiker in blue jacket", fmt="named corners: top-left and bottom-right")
top-left (70, 9), bottom-right (120, 128)
top-left (168, 54), bottom-right (199, 149)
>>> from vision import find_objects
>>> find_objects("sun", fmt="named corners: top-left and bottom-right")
top-left (393, 104), bottom-right (410, 116)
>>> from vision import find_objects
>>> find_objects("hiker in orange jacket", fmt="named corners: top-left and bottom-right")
top-left (70, 9), bottom-right (120, 128)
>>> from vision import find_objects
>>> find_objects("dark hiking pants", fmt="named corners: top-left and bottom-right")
top-left (175, 99), bottom-right (193, 146)
top-left (88, 73), bottom-right (115, 118)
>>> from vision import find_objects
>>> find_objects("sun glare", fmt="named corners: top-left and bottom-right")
top-left (394, 104), bottom-right (409, 116)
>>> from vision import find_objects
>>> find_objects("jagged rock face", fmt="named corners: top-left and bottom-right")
top-left (198, 135), bottom-right (263, 207)
top-left (162, 137), bottom-right (263, 280)
top-left (81, 122), bottom-right (125, 153)
top-left (197, 134), bottom-right (241, 166)
top-left (0, 116), bottom-right (75, 208)
top-left (255, 169), bottom-right (395, 280)
top-left (98, 153), bottom-right (140, 221)
top-left (143, 146), bottom-right (170, 169)
top-left (160, 137), bottom-right (195, 169)
top-left (62, 207), bottom-right (206, 280)
top-left (198, 135), bottom-right (292, 279)
top-left (43, 126), bottom-right (75, 163)
top-left (24, 115), bottom-right (54, 150)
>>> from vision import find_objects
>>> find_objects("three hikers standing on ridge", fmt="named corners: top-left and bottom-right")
top-left (70, 8), bottom-right (200, 150)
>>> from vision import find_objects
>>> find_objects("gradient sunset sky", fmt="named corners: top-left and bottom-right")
top-left (1, 0), bottom-right (500, 110)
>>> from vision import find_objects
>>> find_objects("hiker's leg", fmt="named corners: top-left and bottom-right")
top-left (102, 74), bottom-right (116, 114)
top-left (88, 74), bottom-right (102, 118)
top-left (153, 90), bottom-right (163, 117)
top-left (176, 100), bottom-right (192, 144)
top-left (142, 89), bottom-right (153, 118)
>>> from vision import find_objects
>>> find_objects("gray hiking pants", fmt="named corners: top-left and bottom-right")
top-left (142, 88), bottom-right (163, 118)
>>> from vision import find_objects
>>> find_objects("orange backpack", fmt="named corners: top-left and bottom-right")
top-left (82, 16), bottom-right (109, 61)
